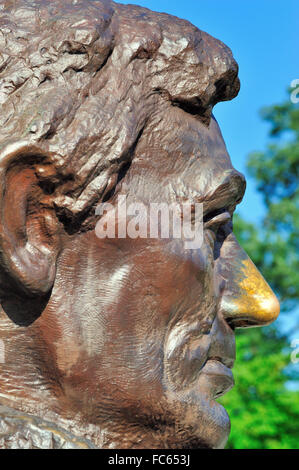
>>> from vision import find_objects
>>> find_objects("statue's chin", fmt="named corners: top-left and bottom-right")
top-left (160, 389), bottom-right (231, 449)
top-left (206, 400), bottom-right (231, 449)
top-left (190, 398), bottom-right (230, 449)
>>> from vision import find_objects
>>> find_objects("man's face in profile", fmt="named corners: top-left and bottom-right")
top-left (0, 0), bottom-right (280, 449)
top-left (38, 111), bottom-right (278, 449)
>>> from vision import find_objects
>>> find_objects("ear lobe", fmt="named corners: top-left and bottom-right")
top-left (0, 142), bottom-right (61, 299)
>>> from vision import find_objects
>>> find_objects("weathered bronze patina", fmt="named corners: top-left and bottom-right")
top-left (0, 0), bottom-right (279, 449)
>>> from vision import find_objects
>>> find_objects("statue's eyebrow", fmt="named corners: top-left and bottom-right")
top-left (201, 171), bottom-right (246, 214)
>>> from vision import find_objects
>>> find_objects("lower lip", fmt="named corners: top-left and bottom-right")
top-left (200, 359), bottom-right (234, 398)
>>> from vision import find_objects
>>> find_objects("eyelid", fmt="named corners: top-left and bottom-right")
top-left (204, 210), bottom-right (231, 229)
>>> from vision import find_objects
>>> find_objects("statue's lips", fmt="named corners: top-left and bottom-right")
top-left (200, 359), bottom-right (235, 398)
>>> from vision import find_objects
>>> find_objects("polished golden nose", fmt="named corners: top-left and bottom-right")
top-left (219, 235), bottom-right (280, 328)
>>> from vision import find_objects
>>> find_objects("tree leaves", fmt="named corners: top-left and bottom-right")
top-left (220, 93), bottom-right (299, 449)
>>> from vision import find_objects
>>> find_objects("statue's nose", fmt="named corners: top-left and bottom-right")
top-left (218, 234), bottom-right (280, 328)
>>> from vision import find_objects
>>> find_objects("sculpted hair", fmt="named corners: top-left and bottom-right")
top-left (0, 0), bottom-right (240, 232)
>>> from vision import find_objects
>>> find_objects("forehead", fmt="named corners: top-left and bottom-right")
top-left (184, 116), bottom-right (246, 209)
top-left (132, 105), bottom-right (245, 213)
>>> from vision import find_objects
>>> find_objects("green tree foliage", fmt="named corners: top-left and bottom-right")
top-left (219, 93), bottom-right (299, 449)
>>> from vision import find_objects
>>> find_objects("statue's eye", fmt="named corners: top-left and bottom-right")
top-left (203, 209), bottom-right (232, 248)
top-left (204, 209), bottom-right (231, 233)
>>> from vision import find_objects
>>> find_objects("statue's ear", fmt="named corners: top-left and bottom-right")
top-left (0, 143), bottom-right (61, 303)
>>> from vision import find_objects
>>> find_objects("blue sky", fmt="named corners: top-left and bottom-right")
top-left (117, 0), bottom-right (298, 223)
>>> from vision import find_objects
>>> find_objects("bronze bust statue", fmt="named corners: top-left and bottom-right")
top-left (0, 0), bottom-right (279, 449)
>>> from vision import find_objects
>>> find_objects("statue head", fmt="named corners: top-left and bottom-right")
top-left (0, 0), bottom-right (279, 448)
